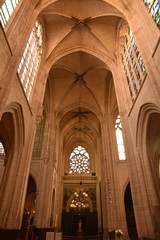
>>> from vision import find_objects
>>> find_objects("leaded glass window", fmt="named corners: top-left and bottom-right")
top-left (0, 141), bottom-right (5, 156)
top-left (121, 54), bottom-right (134, 103)
top-left (115, 116), bottom-right (126, 161)
top-left (128, 30), bottom-right (146, 77)
top-left (120, 26), bottom-right (146, 105)
top-left (143, 0), bottom-right (160, 29)
top-left (18, 20), bottom-right (43, 101)
top-left (124, 46), bottom-right (138, 95)
top-left (69, 146), bottom-right (90, 174)
top-left (0, 0), bottom-right (20, 27)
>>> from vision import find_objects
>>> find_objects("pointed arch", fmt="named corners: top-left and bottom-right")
top-left (136, 103), bottom-right (160, 233)
top-left (2, 102), bottom-right (25, 148)
top-left (136, 103), bottom-right (160, 149)
top-left (46, 46), bottom-right (115, 74)
top-left (69, 146), bottom-right (90, 174)
top-left (66, 192), bottom-right (93, 213)
top-left (29, 170), bottom-right (39, 193)
top-left (137, 103), bottom-right (160, 178)
top-left (0, 102), bottom-right (25, 164)
top-left (0, 102), bottom-right (25, 208)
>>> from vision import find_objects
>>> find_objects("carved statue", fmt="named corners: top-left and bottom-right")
top-left (78, 219), bottom-right (82, 233)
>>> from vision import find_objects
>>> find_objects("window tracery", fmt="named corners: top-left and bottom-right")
top-left (120, 25), bottom-right (146, 104)
top-left (69, 146), bottom-right (90, 174)
top-left (115, 116), bottom-right (126, 161)
top-left (18, 20), bottom-right (43, 100)
top-left (143, 0), bottom-right (160, 29)
top-left (0, 0), bottom-right (20, 27)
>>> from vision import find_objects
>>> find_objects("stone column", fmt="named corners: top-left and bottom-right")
top-left (101, 115), bottom-right (127, 238)
top-left (136, 110), bottom-right (160, 238)
top-left (123, 120), bottom-right (157, 239)
top-left (33, 116), bottom-right (56, 228)
top-left (100, 165), bottom-right (108, 240)
top-left (112, 67), bottom-right (157, 239)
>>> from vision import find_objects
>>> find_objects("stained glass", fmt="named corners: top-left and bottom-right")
top-left (0, 141), bottom-right (5, 156)
top-left (129, 30), bottom-right (146, 76)
top-left (124, 47), bottom-right (138, 95)
top-left (69, 146), bottom-right (90, 174)
top-left (121, 26), bottom-right (147, 105)
top-left (115, 116), bottom-right (126, 161)
top-left (121, 54), bottom-right (134, 102)
top-left (126, 39), bottom-right (142, 86)
top-left (143, 0), bottom-right (160, 29)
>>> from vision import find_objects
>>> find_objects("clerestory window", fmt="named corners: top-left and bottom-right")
top-left (18, 20), bottom-right (43, 101)
top-left (0, 0), bottom-right (20, 27)
top-left (69, 146), bottom-right (90, 174)
top-left (120, 26), bottom-right (146, 105)
top-left (115, 115), bottom-right (126, 161)
top-left (143, 0), bottom-right (160, 29)
top-left (0, 141), bottom-right (5, 156)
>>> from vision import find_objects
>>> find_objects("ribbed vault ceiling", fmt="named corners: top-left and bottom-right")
top-left (41, 0), bottom-right (121, 151)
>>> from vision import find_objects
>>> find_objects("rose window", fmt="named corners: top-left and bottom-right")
top-left (69, 146), bottom-right (90, 174)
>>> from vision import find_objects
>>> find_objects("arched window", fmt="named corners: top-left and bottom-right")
top-left (0, 0), bottom-right (20, 27)
top-left (18, 20), bottom-right (43, 100)
top-left (0, 141), bottom-right (5, 156)
top-left (143, 0), bottom-right (160, 29)
top-left (115, 115), bottom-right (126, 160)
top-left (120, 25), bottom-right (146, 105)
top-left (69, 146), bottom-right (90, 174)
top-left (32, 117), bottom-right (44, 157)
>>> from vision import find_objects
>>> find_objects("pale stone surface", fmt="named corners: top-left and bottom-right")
top-left (0, 0), bottom-right (159, 239)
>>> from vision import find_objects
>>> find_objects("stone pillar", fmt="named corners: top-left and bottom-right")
top-left (96, 180), bottom-right (102, 235)
top-left (101, 115), bottom-right (127, 237)
top-left (120, 115), bottom-right (157, 239)
top-left (100, 165), bottom-right (109, 240)
top-left (52, 133), bottom-right (64, 232)
top-left (112, 66), bottom-right (157, 238)
top-left (136, 109), bottom-right (160, 238)
top-left (137, 149), bottom-right (160, 239)
top-left (33, 116), bottom-right (56, 228)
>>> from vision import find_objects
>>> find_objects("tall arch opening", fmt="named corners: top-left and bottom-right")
top-left (21, 175), bottom-right (37, 239)
top-left (62, 188), bottom-right (98, 236)
top-left (124, 183), bottom-right (138, 240)
top-left (0, 112), bottom-right (14, 187)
